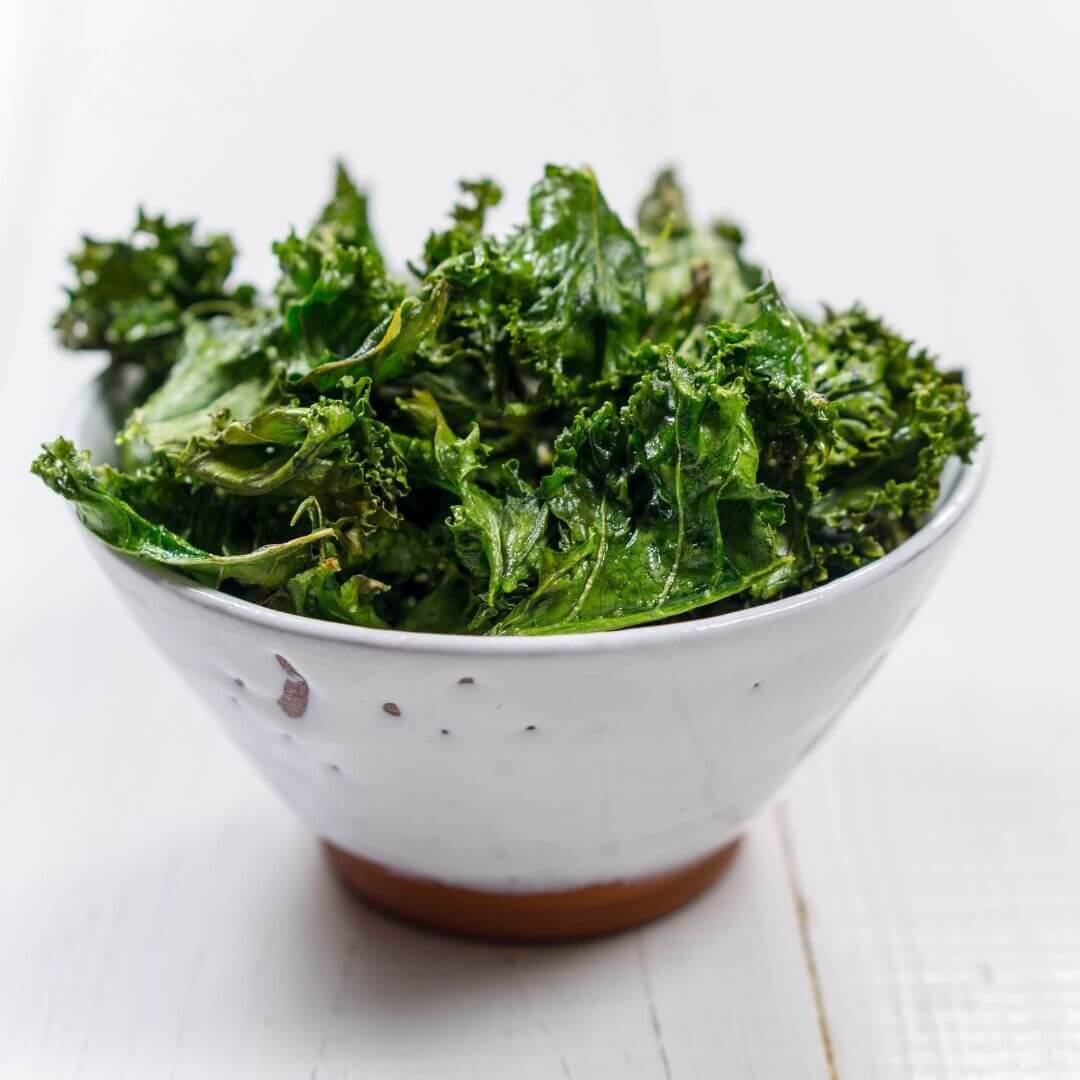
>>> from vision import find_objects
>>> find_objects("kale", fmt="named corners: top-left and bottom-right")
top-left (804, 307), bottom-right (980, 580)
top-left (489, 350), bottom-right (790, 635)
top-left (503, 165), bottom-right (648, 401)
top-left (34, 163), bottom-right (980, 635)
top-left (55, 211), bottom-right (256, 376)
top-left (32, 439), bottom-right (334, 588)
top-left (638, 169), bottom-right (765, 348)
top-left (274, 162), bottom-right (403, 362)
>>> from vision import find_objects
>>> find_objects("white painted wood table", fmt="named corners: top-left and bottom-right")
top-left (3, 3), bottom-right (1078, 1076)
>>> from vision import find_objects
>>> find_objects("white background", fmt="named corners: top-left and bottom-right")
top-left (2, 1), bottom-right (1079, 1077)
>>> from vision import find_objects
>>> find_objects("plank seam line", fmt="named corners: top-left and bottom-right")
top-left (774, 801), bottom-right (840, 1080)
top-left (635, 933), bottom-right (673, 1080)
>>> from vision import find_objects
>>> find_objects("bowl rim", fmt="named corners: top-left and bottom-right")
top-left (67, 373), bottom-right (989, 656)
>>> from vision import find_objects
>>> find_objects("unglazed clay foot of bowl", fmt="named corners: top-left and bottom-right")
top-left (68, 375), bottom-right (987, 942)
top-left (325, 839), bottom-right (742, 942)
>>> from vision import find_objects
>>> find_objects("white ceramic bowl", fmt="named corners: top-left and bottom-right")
top-left (69, 376), bottom-right (986, 937)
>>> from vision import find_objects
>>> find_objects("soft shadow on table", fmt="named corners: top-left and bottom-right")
top-left (292, 839), bottom-right (664, 1023)
top-left (17, 804), bottom-right (722, 1065)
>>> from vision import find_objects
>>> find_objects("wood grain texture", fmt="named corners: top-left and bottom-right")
top-left (785, 624), bottom-right (1080, 1080)
top-left (0, 789), bottom-right (828, 1078)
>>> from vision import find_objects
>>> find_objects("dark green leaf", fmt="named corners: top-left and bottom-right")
top-left (396, 390), bottom-right (548, 608)
top-left (274, 558), bottom-right (389, 627)
top-left (296, 281), bottom-right (449, 390)
top-left (36, 162), bottom-right (980, 636)
top-left (311, 162), bottom-right (387, 265)
top-left (120, 313), bottom-right (281, 450)
top-left (420, 178), bottom-right (503, 272)
top-left (55, 210), bottom-right (255, 370)
top-left (804, 307), bottom-right (979, 579)
top-left (638, 169), bottom-right (764, 348)
top-left (492, 350), bottom-right (790, 635)
top-left (32, 439), bottom-right (331, 587)
top-left (505, 165), bottom-right (647, 398)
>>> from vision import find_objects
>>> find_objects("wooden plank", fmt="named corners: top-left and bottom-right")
top-left (634, 823), bottom-right (831, 1080)
top-left (784, 610), bottom-right (1080, 1079)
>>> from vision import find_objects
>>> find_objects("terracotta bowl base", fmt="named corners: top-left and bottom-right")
top-left (324, 839), bottom-right (741, 943)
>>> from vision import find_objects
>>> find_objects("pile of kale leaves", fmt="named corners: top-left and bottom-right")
top-left (32, 164), bottom-right (978, 635)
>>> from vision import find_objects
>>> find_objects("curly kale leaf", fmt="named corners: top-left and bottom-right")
top-left (120, 313), bottom-right (281, 451)
top-left (419, 178), bottom-right (504, 272)
top-left (55, 211), bottom-right (255, 371)
top-left (805, 308), bottom-right (979, 577)
top-left (89, 455), bottom-right (298, 559)
top-left (334, 521), bottom-right (474, 634)
top-left (275, 239), bottom-right (404, 359)
top-left (274, 559), bottom-right (390, 628)
top-left (685, 290), bottom-right (832, 599)
top-left (406, 239), bottom-right (542, 459)
top-left (162, 382), bottom-right (407, 535)
top-left (174, 399), bottom-right (356, 495)
top-left (274, 163), bottom-right (404, 361)
top-left (295, 281), bottom-right (449, 390)
top-left (638, 169), bottom-right (765, 348)
top-left (311, 162), bottom-right (387, 265)
top-left (32, 439), bottom-right (332, 587)
top-left (491, 349), bottom-right (790, 635)
top-left (395, 390), bottom-right (548, 609)
top-left (505, 165), bottom-right (647, 399)
top-left (37, 161), bottom-right (980, 636)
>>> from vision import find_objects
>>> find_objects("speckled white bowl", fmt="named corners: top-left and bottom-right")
top-left (69, 376), bottom-right (986, 930)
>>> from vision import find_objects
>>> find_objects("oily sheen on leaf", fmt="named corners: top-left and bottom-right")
top-left (34, 162), bottom-right (979, 634)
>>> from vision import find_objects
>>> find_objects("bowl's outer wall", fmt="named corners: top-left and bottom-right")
top-left (86, 525), bottom-right (962, 892)
top-left (73, 377), bottom-right (979, 893)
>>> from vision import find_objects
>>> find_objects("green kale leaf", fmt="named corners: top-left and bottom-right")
top-left (638, 168), bottom-right (765, 348)
top-left (295, 281), bottom-right (449, 390)
top-left (32, 438), bottom-right (332, 587)
top-left (55, 211), bottom-right (255, 372)
top-left (273, 559), bottom-right (390, 628)
top-left (419, 178), bottom-right (504, 272)
top-left (805, 307), bottom-right (979, 578)
top-left (35, 162), bottom-right (980, 636)
top-left (491, 349), bottom-right (790, 635)
top-left (273, 163), bottom-right (405, 363)
top-left (396, 390), bottom-right (548, 610)
top-left (505, 165), bottom-right (647, 399)
top-left (120, 313), bottom-right (281, 451)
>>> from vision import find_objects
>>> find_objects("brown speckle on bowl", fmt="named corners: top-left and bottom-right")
top-left (753, 681), bottom-right (761, 690)
top-left (441, 728), bottom-right (450, 736)
top-left (525, 724), bottom-right (537, 732)
top-left (233, 677), bottom-right (245, 689)
top-left (275, 655), bottom-right (309, 718)
top-left (383, 702), bottom-right (401, 717)
top-left (458, 676), bottom-right (475, 685)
